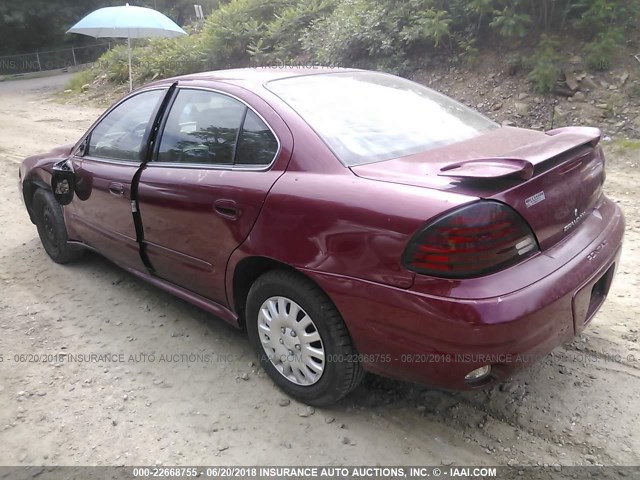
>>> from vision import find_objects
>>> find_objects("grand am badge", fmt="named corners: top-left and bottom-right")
top-left (564, 210), bottom-right (587, 232)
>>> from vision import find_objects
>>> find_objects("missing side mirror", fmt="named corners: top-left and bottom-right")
top-left (51, 160), bottom-right (76, 206)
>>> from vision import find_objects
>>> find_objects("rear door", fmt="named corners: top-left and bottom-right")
top-left (67, 88), bottom-right (167, 269)
top-left (137, 86), bottom-right (290, 305)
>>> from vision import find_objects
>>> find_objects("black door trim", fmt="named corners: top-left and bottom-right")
top-left (131, 81), bottom-right (179, 272)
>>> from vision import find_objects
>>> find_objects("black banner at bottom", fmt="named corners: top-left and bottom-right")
top-left (0, 466), bottom-right (638, 480)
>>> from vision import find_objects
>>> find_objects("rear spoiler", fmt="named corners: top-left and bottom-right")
top-left (439, 127), bottom-right (601, 181)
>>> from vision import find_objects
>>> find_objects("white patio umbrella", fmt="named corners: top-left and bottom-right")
top-left (67, 3), bottom-right (187, 92)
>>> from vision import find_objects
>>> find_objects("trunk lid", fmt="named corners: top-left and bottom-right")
top-left (350, 126), bottom-right (605, 250)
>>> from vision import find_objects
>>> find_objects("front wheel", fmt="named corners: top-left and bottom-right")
top-left (33, 189), bottom-right (83, 264)
top-left (246, 270), bottom-right (364, 406)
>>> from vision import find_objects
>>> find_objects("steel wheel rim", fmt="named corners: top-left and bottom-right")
top-left (257, 296), bottom-right (325, 386)
top-left (43, 206), bottom-right (56, 243)
top-left (41, 205), bottom-right (60, 255)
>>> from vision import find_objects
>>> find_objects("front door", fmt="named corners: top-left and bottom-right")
top-left (67, 89), bottom-right (167, 269)
top-left (137, 87), bottom-right (286, 305)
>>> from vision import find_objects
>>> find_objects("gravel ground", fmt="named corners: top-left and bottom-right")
top-left (0, 75), bottom-right (638, 467)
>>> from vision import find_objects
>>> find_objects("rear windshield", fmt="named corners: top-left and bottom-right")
top-left (266, 71), bottom-right (498, 166)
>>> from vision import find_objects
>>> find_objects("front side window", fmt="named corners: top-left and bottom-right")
top-left (157, 89), bottom-right (279, 167)
top-left (266, 71), bottom-right (499, 166)
top-left (88, 89), bottom-right (165, 162)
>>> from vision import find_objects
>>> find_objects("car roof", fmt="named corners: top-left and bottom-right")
top-left (149, 67), bottom-right (361, 89)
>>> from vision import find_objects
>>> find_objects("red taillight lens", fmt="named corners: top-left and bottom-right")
top-left (403, 201), bottom-right (539, 278)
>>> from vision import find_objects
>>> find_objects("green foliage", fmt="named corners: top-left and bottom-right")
top-left (402, 9), bottom-right (452, 48)
top-left (490, 2), bottom-right (531, 39)
top-left (251, 0), bottom-right (337, 63)
top-left (612, 138), bottom-right (640, 151)
top-left (0, 0), bottom-right (222, 55)
top-left (604, 93), bottom-right (623, 118)
top-left (65, 68), bottom-right (96, 92)
top-left (466, 0), bottom-right (495, 33)
top-left (457, 36), bottom-right (479, 66)
top-left (584, 29), bottom-right (622, 71)
top-left (301, 0), bottom-right (404, 70)
top-left (99, 0), bottom-right (296, 83)
top-left (137, 0), bottom-right (226, 26)
top-left (98, 45), bottom-right (134, 84)
top-left (0, 0), bottom-right (114, 54)
top-left (572, 0), bottom-right (639, 35)
top-left (300, 0), bottom-right (455, 71)
top-left (134, 34), bottom-right (210, 80)
top-left (67, 0), bottom-right (639, 89)
top-left (528, 36), bottom-right (562, 93)
top-left (200, 0), bottom-right (296, 68)
top-left (504, 52), bottom-right (526, 75)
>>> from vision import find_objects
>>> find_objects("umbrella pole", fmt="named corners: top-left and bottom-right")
top-left (128, 36), bottom-right (132, 92)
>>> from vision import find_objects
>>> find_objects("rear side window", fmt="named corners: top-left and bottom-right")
top-left (266, 71), bottom-right (498, 166)
top-left (157, 89), bottom-right (278, 167)
top-left (158, 89), bottom-right (245, 165)
top-left (235, 110), bottom-right (279, 166)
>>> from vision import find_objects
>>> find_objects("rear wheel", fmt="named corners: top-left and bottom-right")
top-left (246, 270), bottom-right (364, 406)
top-left (33, 189), bottom-right (83, 264)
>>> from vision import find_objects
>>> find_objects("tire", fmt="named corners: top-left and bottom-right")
top-left (246, 270), bottom-right (364, 406)
top-left (32, 189), bottom-right (84, 264)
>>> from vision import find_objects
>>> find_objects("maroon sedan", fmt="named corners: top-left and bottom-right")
top-left (19, 68), bottom-right (624, 405)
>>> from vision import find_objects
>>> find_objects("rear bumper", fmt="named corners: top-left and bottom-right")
top-left (304, 197), bottom-right (625, 389)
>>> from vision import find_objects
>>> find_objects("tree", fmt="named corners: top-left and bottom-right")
top-left (137, 0), bottom-right (226, 25)
top-left (0, 0), bottom-right (225, 55)
top-left (467, 0), bottom-right (495, 33)
top-left (0, 0), bottom-right (125, 55)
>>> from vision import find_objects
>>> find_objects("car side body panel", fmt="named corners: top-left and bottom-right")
top-left (229, 169), bottom-right (475, 291)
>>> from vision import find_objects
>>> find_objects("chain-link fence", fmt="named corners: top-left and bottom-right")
top-left (0, 43), bottom-right (111, 76)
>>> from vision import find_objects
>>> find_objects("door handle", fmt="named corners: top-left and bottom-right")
top-left (108, 182), bottom-right (125, 197)
top-left (214, 199), bottom-right (238, 220)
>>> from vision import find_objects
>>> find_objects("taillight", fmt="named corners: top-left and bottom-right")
top-left (403, 201), bottom-right (539, 278)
